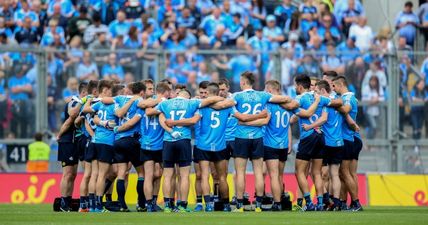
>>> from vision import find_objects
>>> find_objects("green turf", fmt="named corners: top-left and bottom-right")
top-left (1, 204), bottom-right (428, 225)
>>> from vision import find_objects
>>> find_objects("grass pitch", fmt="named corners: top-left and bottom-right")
top-left (0, 204), bottom-right (427, 225)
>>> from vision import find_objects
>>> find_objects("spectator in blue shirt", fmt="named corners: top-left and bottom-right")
top-left (395, 1), bottom-right (420, 46)
top-left (102, 53), bottom-right (125, 81)
top-left (41, 19), bottom-right (66, 46)
top-left (94, 0), bottom-right (120, 25)
top-left (0, 17), bottom-right (12, 38)
top-left (209, 24), bottom-right (228, 48)
top-left (199, 7), bottom-right (226, 37)
top-left (337, 36), bottom-right (360, 65)
top-left (76, 51), bottom-right (99, 81)
top-left (247, 27), bottom-right (272, 72)
top-left (62, 77), bottom-right (79, 102)
top-left (299, 0), bottom-right (318, 40)
top-left (109, 10), bottom-right (131, 38)
top-left (249, 0), bottom-right (266, 33)
top-left (13, 1), bottom-right (39, 27)
top-left (47, 0), bottom-right (75, 18)
top-left (177, 25), bottom-right (197, 48)
top-left (321, 42), bottom-right (345, 74)
top-left (296, 54), bottom-right (321, 77)
top-left (0, 1), bottom-right (15, 29)
top-left (281, 32), bottom-right (304, 60)
top-left (274, 0), bottom-right (297, 32)
top-left (14, 16), bottom-right (39, 44)
top-left (420, 55), bottom-right (428, 86)
top-left (318, 13), bottom-right (341, 44)
top-left (8, 64), bottom-right (33, 138)
top-left (197, 0), bottom-right (215, 16)
top-left (225, 13), bottom-right (244, 45)
top-left (263, 15), bottom-right (285, 50)
top-left (177, 7), bottom-right (197, 31)
top-left (168, 53), bottom-right (195, 84)
top-left (340, 0), bottom-right (364, 37)
top-left (410, 79), bottom-right (428, 140)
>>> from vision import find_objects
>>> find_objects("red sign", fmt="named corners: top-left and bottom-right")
top-left (0, 173), bottom-right (367, 205)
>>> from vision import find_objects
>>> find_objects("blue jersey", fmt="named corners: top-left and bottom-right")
top-left (263, 103), bottom-right (293, 149)
top-left (295, 92), bottom-right (331, 139)
top-left (322, 106), bottom-right (344, 147)
top-left (193, 120), bottom-right (201, 146)
top-left (233, 89), bottom-right (272, 139)
top-left (114, 96), bottom-right (142, 140)
top-left (225, 114), bottom-right (237, 141)
top-left (139, 107), bottom-right (164, 151)
top-left (91, 101), bottom-right (116, 146)
top-left (155, 97), bottom-right (201, 142)
top-left (341, 92), bottom-right (358, 141)
top-left (197, 107), bottom-right (233, 151)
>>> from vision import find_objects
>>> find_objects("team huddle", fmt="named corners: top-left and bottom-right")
top-left (56, 70), bottom-right (363, 213)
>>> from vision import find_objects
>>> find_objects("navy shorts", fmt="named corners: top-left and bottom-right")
top-left (226, 141), bottom-right (235, 158)
top-left (163, 139), bottom-right (192, 168)
top-left (193, 146), bottom-right (202, 163)
top-left (233, 137), bottom-right (264, 160)
top-left (199, 149), bottom-right (230, 162)
top-left (264, 146), bottom-right (288, 162)
top-left (114, 136), bottom-right (143, 167)
top-left (140, 149), bottom-right (163, 163)
top-left (93, 143), bottom-right (114, 164)
top-left (322, 145), bottom-right (343, 165)
top-left (343, 140), bottom-right (354, 161)
top-left (296, 132), bottom-right (325, 161)
top-left (58, 142), bottom-right (79, 166)
top-left (84, 142), bottom-right (96, 162)
top-left (77, 136), bottom-right (90, 161)
top-left (352, 137), bottom-right (363, 160)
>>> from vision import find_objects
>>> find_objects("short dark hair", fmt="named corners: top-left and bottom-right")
top-left (241, 71), bottom-right (255, 86)
top-left (218, 78), bottom-right (230, 88)
top-left (405, 1), bottom-right (413, 7)
top-left (332, 75), bottom-right (348, 86)
top-left (87, 80), bottom-right (99, 95)
top-left (78, 82), bottom-right (88, 94)
top-left (199, 81), bottom-right (210, 89)
top-left (97, 80), bottom-right (113, 94)
top-left (175, 84), bottom-right (187, 90)
top-left (128, 81), bottom-right (146, 94)
top-left (156, 82), bottom-right (171, 94)
top-left (315, 80), bottom-right (331, 93)
top-left (265, 80), bottom-right (281, 92)
top-left (112, 84), bottom-right (125, 96)
top-left (160, 78), bottom-right (172, 85)
top-left (294, 74), bottom-right (311, 89)
top-left (34, 132), bottom-right (43, 141)
top-left (207, 82), bottom-right (220, 95)
top-left (323, 70), bottom-right (338, 79)
top-left (143, 79), bottom-right (154, 85)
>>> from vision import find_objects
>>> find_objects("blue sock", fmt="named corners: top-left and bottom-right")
top-left (164, 198), bottom-right (170, 208)
top-left (333, 198), bottom-right (340, 207)
top-left (88, 193), bottom-right (95, 209)
top-left (237, 198), bottom-right (244, 209)
top-left (255, 196), bottom-right (263, 207)
top-left (204, 195), bottom-right (211, 206)
top-left (80, 196), bottom-right (87, 209)
top-left (117, 179), bottom-right (127, 209)
top-left (177, 200), bottom-right (183, 207)
top-left (137, 177), bottom-right (146, 207)
top-left (153, 195), bottom-right (158, 204)
top-left (304, 193), bottom-right (312, 205)
top-left (323, 192), bottom-right (330, 204)
top-left (297, 198), bottom-right (303, 207)
top-left (197, 195), bottom-right (203, 204)
top-left (60, 196), bottom-right (68, 208)
top-left (317, 195), bottom-right (323, 206)
top-left (96, 196), bottom-right (103, 210)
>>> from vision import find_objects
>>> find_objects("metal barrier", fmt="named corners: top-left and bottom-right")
top-left (0, 47), bottom-right (427, 173)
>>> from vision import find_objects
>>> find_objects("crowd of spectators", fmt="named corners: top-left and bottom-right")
top-left (0, 0), bottom-right (427, 140)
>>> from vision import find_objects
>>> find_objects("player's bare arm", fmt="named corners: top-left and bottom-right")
top-left (302, 110), bottom-right (327, 131)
